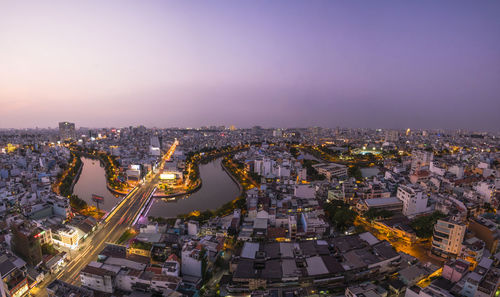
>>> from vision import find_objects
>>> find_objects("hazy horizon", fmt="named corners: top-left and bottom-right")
top-left (1, 1), bottom-right (499, 130)
top-left (1, 124), bottom-right (498, 134)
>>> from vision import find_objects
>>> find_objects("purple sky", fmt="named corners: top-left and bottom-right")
top-left (1, 1), bottom-right (499, 130)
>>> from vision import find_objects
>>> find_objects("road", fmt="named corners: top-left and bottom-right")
top-left (355, 217), bottom-right (443, 266)
top-left (32, 141), bottom-right (177, 296)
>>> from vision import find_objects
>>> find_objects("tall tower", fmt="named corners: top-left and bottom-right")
top-left (59, 121), bottom-right (76, 140)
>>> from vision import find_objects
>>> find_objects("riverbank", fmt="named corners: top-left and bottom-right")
top-left (55, 152), bottom-right (83, 197)
top-left (71, 157), bottom-right (121, 219)
top-left (220, 159), bottom-right (244, 196)
top-left (153, 179), bottom-right (202, 198)
top-left (154, 146), bottom-right (248, 198)
top-left (221, 157), bottom-right (259, 191)
top-left (72, 149), bottom-right (130, 195)
top-left (171, 156), bottom-right (248, 223)
top-left (69, 161), bottom-right (83, 194)
top-left (147, 157), bottom-right (243, 220)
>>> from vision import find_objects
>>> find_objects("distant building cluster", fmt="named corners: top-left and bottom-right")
top-left (0, 126), bottom-right (499, 297)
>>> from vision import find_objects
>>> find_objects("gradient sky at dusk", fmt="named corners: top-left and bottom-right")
top-left (1, 1), bottom-right (499, 130)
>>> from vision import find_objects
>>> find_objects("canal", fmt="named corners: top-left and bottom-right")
top-left (300, 151), bottom-right (321, 161)
top-left (147, 158), bottom-right (240, 218)
top-left (73, 157), bottom-right (241, 218)
top-left (73, 157), bottom-right (119, 212)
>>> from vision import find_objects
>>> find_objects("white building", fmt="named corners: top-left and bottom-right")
top-left (187, 221), bottom-right (199, 236)
top-left (448, 165), bottom-right (464, 179)
top-left (294, 184), bottom-right (315, 199)
top-left (80, 263), bottom-right (117, 293)
top-left (397, 185), bottom-right (429, 217)
top-left (254, 158), bottom-right (273, 177)
top-left (52, 226), bottom-right (79, 249)
top-left (277, 165), bottom-right (291, 178)
top-left (430, 162), bottom-right (446, 176)
top-left (475, 182), bottom-right (495, 204)
top-left (149, 146), bottom-right (161, 156)
top-left (411, 150), bottom-right (433, 173)
top-left (181, 241), bottom-right (203, 278)
top-left (312, 163), bottom-right (348, 181)
top-left (163, 254), bottom-right (181, 277)
top-left (432, 218), bottom-right (466, 258)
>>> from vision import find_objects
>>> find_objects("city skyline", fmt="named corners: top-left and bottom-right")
top-left (1, 0), bottom-right (500, 130)
top-left (2, 2), bottom-right (500, 295)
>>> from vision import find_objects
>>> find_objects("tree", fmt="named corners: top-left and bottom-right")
top-left (348, 166), bottom-right (363, 180)
top-left (324, 201), bottom-right (357, 232)
top-left (41, 243), bottom-right (58, 255)
top-left (303, 159), bottom-right (326, 181)
top-left (332, 208), bottom-right (357, 231)
top-left (70, 195), bottom-right (88, 211)
top-left (410, 211), bottom-right (445, 238)
top-left (364, 208), bottom-right (394, 221)
top-left (483, 203), bottom-right (495, 213)
top-left (289, 147), bottom-right (300, 158)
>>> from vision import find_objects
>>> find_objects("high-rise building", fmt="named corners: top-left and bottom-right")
top-left (11, 222), bottom-right (43, 266)
top-left (384, 130), bottom-right (399, 142)
top-left (59, 121), bottom-right (76, 140)
top-left (150, 135), bottom-right (160, 148)
top-left (431, 217), bottom-right (466, 258)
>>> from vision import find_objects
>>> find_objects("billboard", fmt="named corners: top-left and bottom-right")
top-left (92, 194), bottom-right (104, 201)
top-left (160, 173), bottom-right (176, 180)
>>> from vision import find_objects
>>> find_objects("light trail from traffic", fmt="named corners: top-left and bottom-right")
top-left (32, 141), bottom-right (177, 296)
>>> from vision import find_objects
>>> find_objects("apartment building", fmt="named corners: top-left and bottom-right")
top-left (431, 218), bottom-right (466, 258)
top-left (468, 217), bottom-right (500, 253)
top-left (397, 185), bottom-right (429, 217)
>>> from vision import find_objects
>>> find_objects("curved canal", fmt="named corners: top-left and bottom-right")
top-left (73, 157), bottom-right (241, 218)
top-left (73, 157), bottom-right (119, 212)
top-left (146, 158), bottom-right (240, 218)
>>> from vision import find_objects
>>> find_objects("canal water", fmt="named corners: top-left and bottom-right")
top-left (300, 151), bottom-right (320, 161)
top-left (72, 157), bottom-right (241, 218)
top-left (361, 167), bottom-right (380, 178)
top-left (147, 158), bottom-right (240, 218)
top-left (73, 157), bottom-right (119, 212)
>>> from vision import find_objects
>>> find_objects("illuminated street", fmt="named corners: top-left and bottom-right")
top-left (31, 141), bottom-right (177, 296)
top-left (2, 2), bottom-right (499, 296)
top-left (355, 217), bottom-right (443, 266)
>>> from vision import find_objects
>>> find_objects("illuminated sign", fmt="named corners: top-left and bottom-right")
top-left (130, 165), bottom-right (140, 170)
top-left (160, 173), bottom-right (176, 180)
top-left (11, 279), bottom-right (28, 297)
top-left (92, 194), bottom-right (104, 201)
top-left (34, 230), bottom-right (45, 238)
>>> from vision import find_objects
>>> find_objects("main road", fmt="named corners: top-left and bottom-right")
top-left (32, 141), bottom-right (178, 296)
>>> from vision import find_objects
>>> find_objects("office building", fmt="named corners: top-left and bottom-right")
top-left (59, 121), bottom-right (76, 140)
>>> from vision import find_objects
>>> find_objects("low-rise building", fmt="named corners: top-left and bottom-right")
top-left (468, 217), bottom-right (499, 253)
